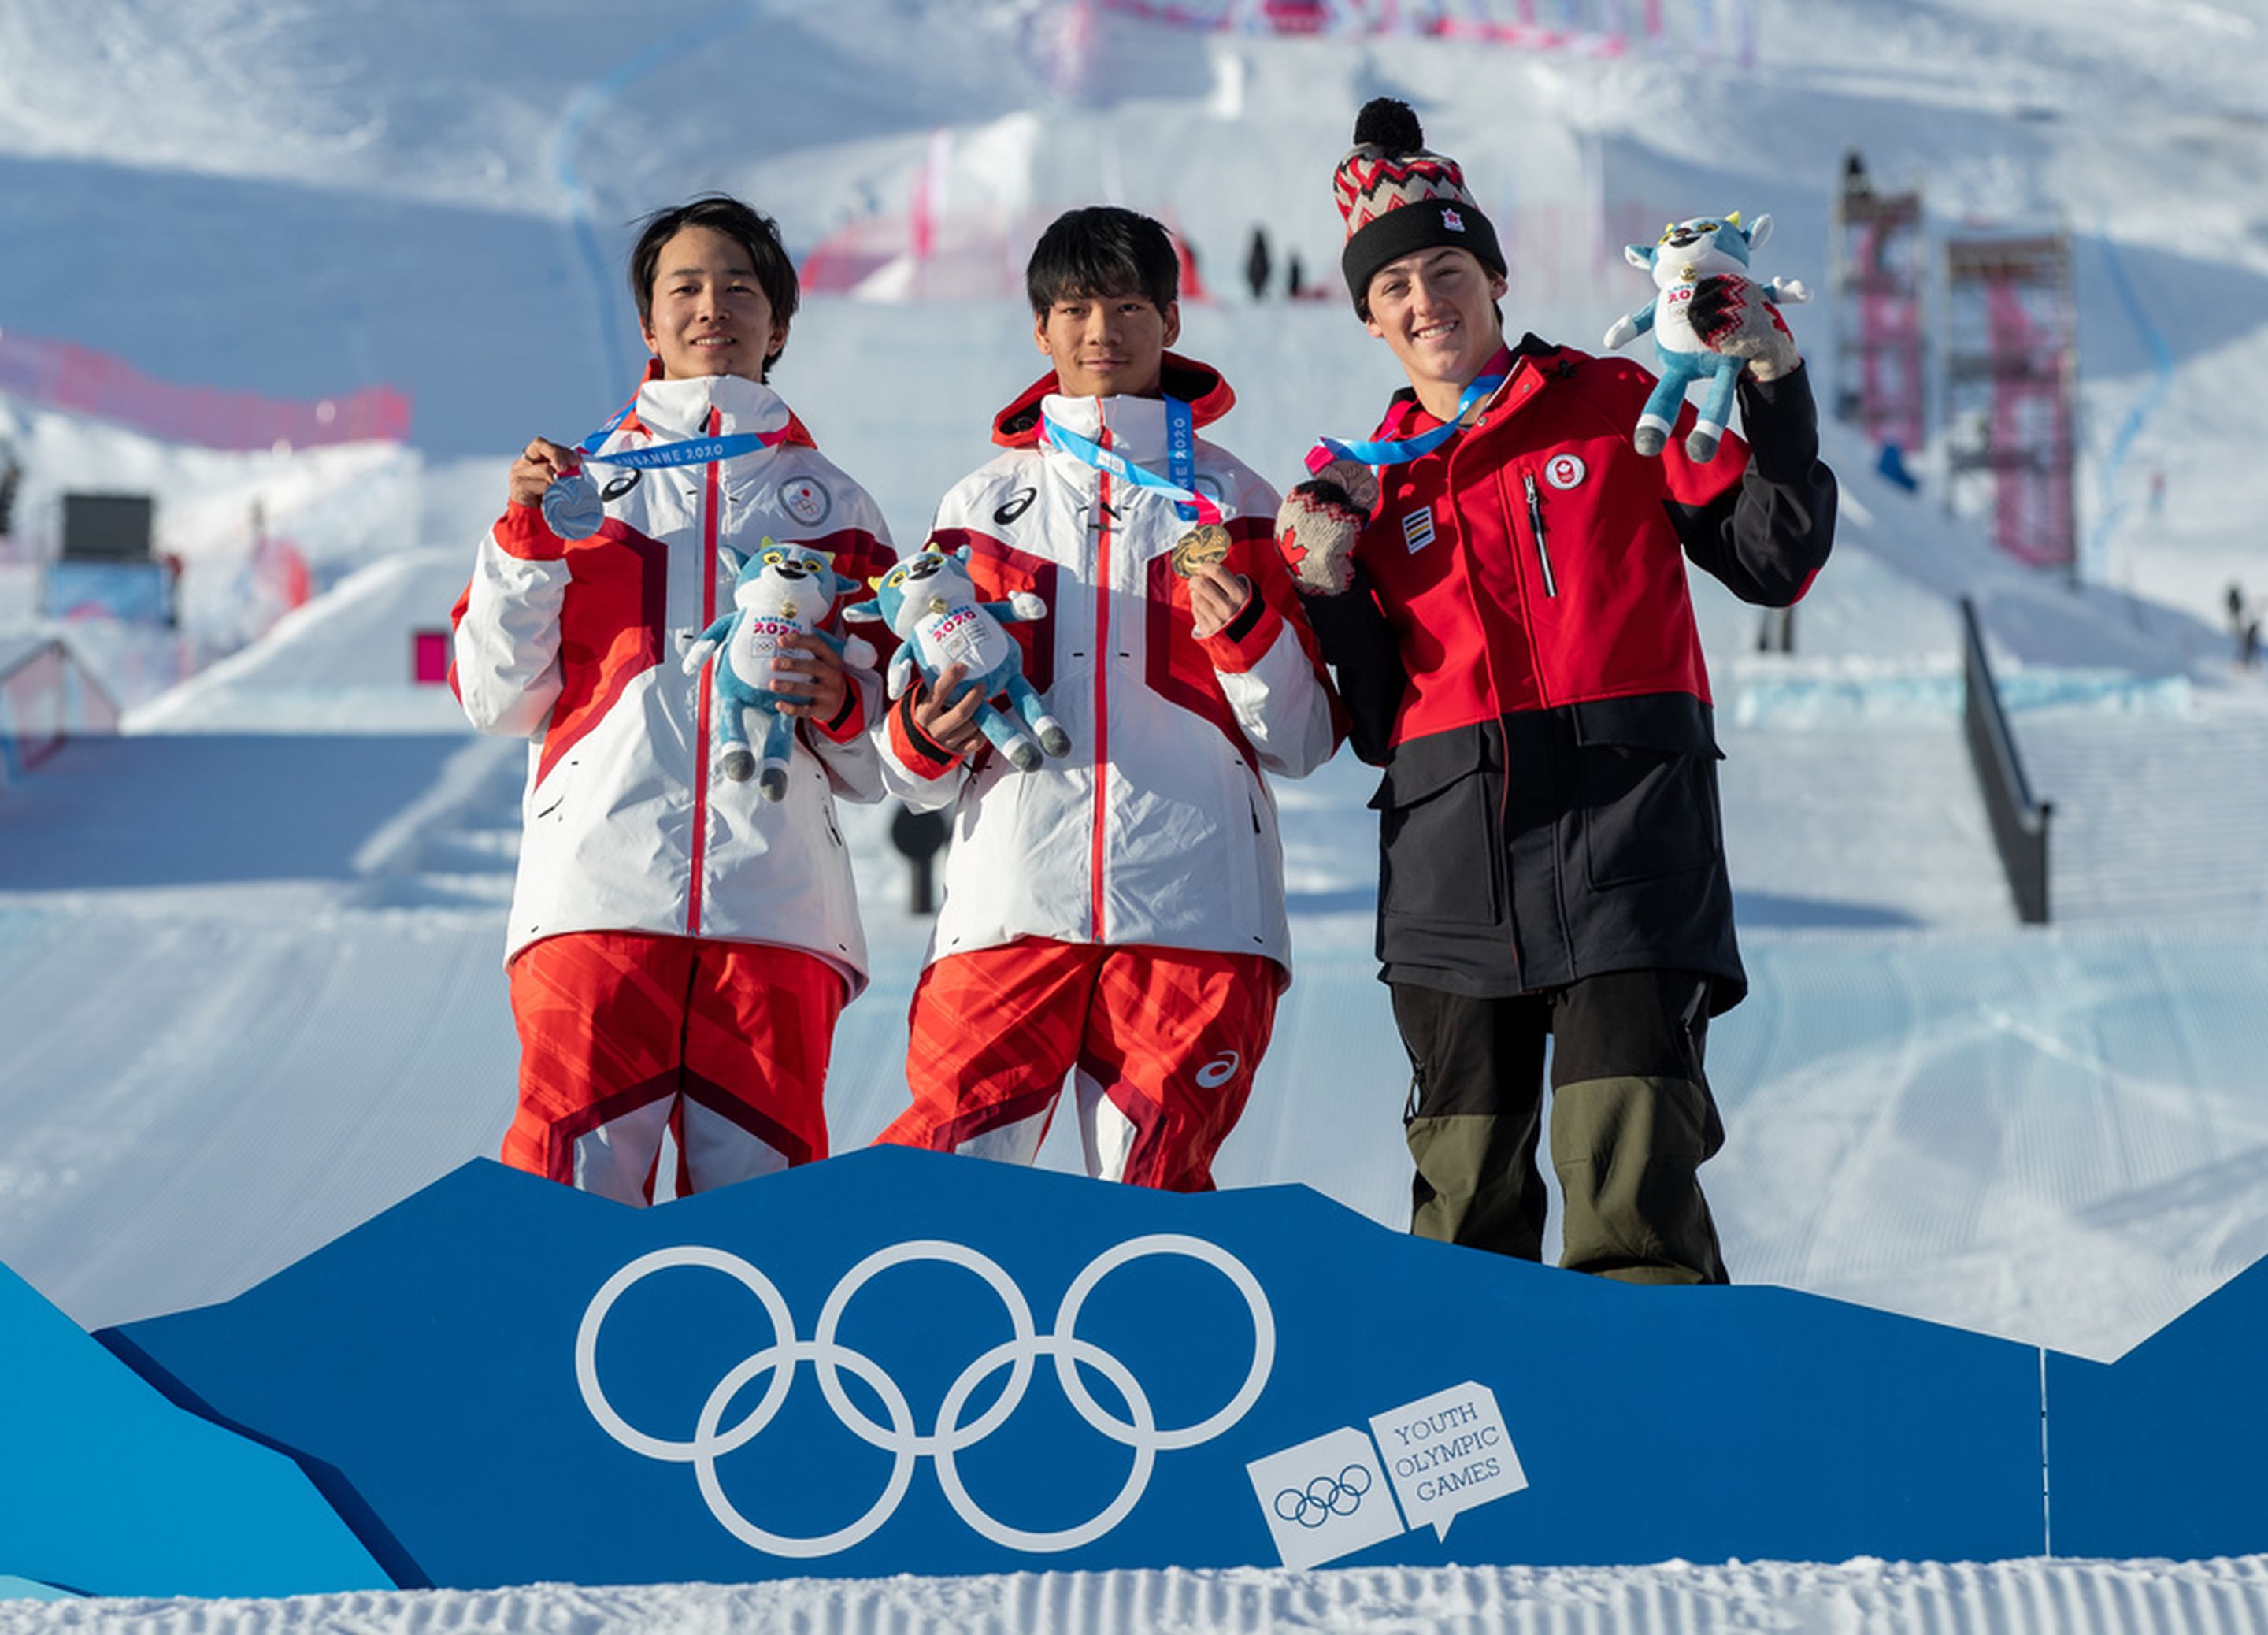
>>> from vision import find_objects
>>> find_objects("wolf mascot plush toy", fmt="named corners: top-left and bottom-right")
top-left (1602, 212), bottom-right (1810, 462)
top-left (845, 539), bottom-right (1069, 773)
top-left (681, 539), bottom-right (876, 801)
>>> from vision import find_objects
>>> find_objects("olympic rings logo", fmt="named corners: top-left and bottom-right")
top-left (1273, 1464), bottom-right (1373, 1529)
top-left (575, 1234), bottom-right (1275, 1559)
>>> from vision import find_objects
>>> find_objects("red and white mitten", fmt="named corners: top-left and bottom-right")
top-left (1687, 272), bottom-right (1804, 381)
top-left (1274, 458), bottom-right (1379, 597)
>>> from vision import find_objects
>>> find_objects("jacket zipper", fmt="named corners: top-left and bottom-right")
top-left (1090, 454), bottom-right (1113, 944)
top-left (687, 406), bottom-right (722, 936)
top-left (1524, 472), bottom-right (1558, 599)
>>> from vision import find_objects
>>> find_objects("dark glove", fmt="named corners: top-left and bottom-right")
top-left (1688, 272), bottom-right (1803, 382)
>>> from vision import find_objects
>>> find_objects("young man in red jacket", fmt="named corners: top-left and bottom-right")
top-left (872, 206), bottom-right (1339, 1191)
top-left (1277, 102), bottom-right (1838, 1283)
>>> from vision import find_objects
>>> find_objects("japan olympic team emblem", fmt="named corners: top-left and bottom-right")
top-left (1544, 454), bottom-right (1587, 491)
top-left (576, 1235), bottom-right (1275, 1558)
top-left (780, 476), bottom-right (831, 525)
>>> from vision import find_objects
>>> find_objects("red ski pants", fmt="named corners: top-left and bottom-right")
top-left (502, 929), bottom-right (843, 1204)
top-left (876, 940), bottom-right (1279, 1192)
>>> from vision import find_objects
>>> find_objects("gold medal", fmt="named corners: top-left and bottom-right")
top-left (1170, 523), bottom-right (1232, 579)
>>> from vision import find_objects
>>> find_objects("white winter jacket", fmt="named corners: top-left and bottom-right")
top-left (880, 358), bottom-right (1340, 978)
top-left (451, 369), bottom-right (895, 991)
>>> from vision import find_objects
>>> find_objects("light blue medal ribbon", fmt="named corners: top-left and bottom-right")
top-left (1162, 394), bottom-right (1201, 524)
top-left (1303, 373), bottom-right (1504, 476)
top-left (1040, 397), bottom-right (1225, 526)
top-left (541, 395), bottom-right (793, 540)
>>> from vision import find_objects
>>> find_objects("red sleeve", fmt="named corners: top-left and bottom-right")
top-left (1204, 516), bottom-right (1347, 744)
top-left (887, 685), bottom-right (962, 780)
top-left (810, 680), bottom-right (869, 744)
top-left (493, 503), bottom-right (569, 562)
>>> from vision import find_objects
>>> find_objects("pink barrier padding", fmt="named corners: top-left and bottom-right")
top-left (412, 631), bottom-right (450, 686)
top-left (1094, 0), bottom-right (1631, 51)
top-left (800, 207), bottom-right (1213, 302)
top-left (0, 638), bottom-right (122, 792)
top-left (2, 644), bottom-right (66, 769)
top-left (0, 332), bottom-right (410, 450)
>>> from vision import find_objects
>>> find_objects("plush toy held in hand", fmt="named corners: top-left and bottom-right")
top-left (843, 539), bottom-right (1069, 773)
top-left (680, 539), bottom-right (875, 801)
top-left (1601, 213), bottom-right (1810, 462)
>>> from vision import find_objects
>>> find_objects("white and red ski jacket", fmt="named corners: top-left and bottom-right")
top-left (880, 356), bottom-right (1341, 980)
top-left (451, 369), bottom-right (895, 992)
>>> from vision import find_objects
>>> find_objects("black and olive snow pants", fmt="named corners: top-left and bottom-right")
top-left (1391, 968), bottom-right (1730, 1285)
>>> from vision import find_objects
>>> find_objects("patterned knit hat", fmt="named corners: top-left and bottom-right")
top-left (1334, 98), bottom-right (1505, 311)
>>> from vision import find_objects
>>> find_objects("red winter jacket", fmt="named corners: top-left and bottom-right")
top-left (1306, 336), bottom-right (1836, 1009)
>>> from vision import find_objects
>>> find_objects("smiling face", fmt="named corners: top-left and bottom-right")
top-left (1362, 246), bottom-right (1508, 405)
top-left (1033, 289), bottom-right (1181, 399)
top-left (639, 224), bottom-right (788, 382)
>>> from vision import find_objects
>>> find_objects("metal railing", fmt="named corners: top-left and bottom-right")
top-left (1959, 596), bottom-right (2051, 924)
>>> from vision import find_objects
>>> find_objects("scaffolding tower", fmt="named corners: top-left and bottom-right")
top-left (1944, 231), bottom-right (2078, 577)
top-left (1829, 165), bottom-right (1926, 456)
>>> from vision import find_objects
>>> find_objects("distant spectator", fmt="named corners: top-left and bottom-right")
top-left (1286, 250), bottom-right (1307, 299)
top-left (1245, 225), bottom-right (1273, 300)
top-left (1876, 443), bottom-right (1918, 492)
top-left (0, 440), bottom-right (21, 540)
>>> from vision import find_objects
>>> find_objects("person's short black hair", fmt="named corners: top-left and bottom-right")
top-left (1026, 206), bottom-right (1180, 317)
top-left (629, 195), bottom-right (800, 377)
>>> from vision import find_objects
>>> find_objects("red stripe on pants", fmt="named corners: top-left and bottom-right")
top-left (502, 929), bottom-right (842, 1203)
top-left (876, 939), bottom-right (1278, 1192)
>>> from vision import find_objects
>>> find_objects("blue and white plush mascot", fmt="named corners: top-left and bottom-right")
top-left (844, 539), bottom-right (1069, 773)
top-left (1602, 212), bottom-right (1810, 462)
top-left (681, 539), bottom-right (875, 802)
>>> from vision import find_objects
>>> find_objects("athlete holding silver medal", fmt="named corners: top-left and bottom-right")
top-left (454, 195), bottom-right (898, 1206)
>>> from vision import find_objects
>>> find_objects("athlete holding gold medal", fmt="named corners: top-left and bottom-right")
top-left (870, 206), bottom-right (1343, 1192)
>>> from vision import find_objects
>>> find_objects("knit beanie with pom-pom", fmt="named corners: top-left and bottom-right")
top-left (1333, 98), bottom-right (1505, 312)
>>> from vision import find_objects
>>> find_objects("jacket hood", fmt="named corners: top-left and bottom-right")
top-left (992, 351), bottom-right (1236, 448)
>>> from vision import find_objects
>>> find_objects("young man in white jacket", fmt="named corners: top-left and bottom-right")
top-left (451, 195), bottom-right (895, 1204)
top-left (871, 206), bottom-right (1340, 1191)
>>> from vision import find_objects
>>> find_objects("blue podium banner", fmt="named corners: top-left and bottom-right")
top-left (103, 1151), bottom-right (2051, 1589)
top-left (0, 1262), bottom-right (387, 1599)
top-left (2046, 1255), bottom-right (2268, 1559)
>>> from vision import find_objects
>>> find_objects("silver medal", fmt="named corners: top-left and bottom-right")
top-left (541, 470), bottom-right (605, 541)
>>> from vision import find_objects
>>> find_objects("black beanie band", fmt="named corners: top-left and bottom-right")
top-left (1341, 198), bottom-right (1506, 311)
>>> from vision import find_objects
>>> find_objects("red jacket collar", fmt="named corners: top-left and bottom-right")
top-left (991, 351), bottom-right (1237, 448)
top-left (1375, 336), bottom-right (1572, 438)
